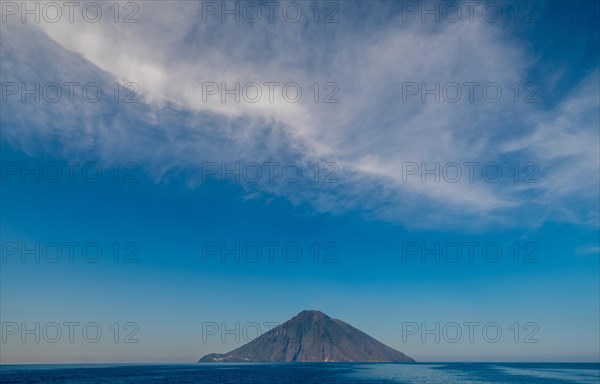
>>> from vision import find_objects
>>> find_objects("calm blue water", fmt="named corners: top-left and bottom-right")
top-left (1, 363), bottom-right (599, 383)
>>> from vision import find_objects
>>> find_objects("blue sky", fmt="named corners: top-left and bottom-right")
top-left (1, 1), bottom-right (599, 363)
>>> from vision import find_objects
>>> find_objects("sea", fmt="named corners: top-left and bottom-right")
top-left (1, 363), bottom-right (599, 383)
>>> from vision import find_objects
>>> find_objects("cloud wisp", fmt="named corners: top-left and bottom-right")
top-left (2, 1), bottom-right (598, 229)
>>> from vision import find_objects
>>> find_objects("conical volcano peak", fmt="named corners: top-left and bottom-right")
top-left (199, 310), bottom-right (414, 363)
top-left (294, 310), bottom-right (330, 320)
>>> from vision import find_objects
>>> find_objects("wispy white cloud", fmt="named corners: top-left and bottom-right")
top-left (2, 1), bottom-right (598, 229)
top-left (576, 245), bottom-right (600, 255)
